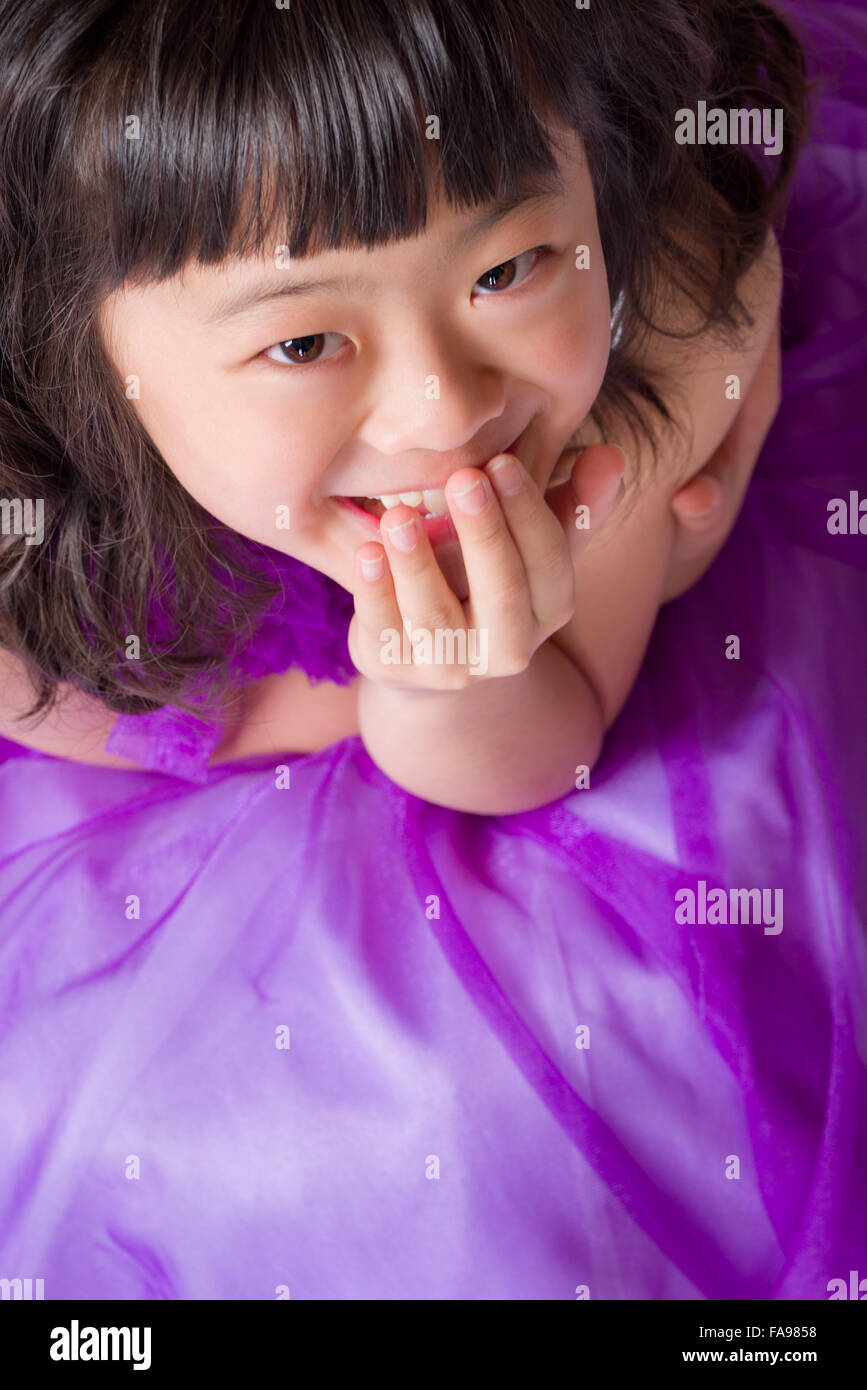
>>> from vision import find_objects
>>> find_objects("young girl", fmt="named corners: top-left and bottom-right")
top-left (1, 0), bottom-right (800, 813)
top-left (1, 0), bottom-right (865, 1303)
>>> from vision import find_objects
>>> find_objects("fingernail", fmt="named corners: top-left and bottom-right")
top-left (384, 516), bottom-right (419, 552)
top-left (449, 477), bottom-right (488, 515)
top-left (360, 553), bottom-right (384, 581)
top-left (486, 455), bottom-right (523, 496)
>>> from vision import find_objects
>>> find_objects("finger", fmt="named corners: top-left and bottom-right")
top-left (480, 452), bottom-right (575, 638)
top-left (441, 465), bottom-right (537, 656)
top-left (348, 542), bottom-right (406, 680)
top-left (378, 504), bottom-right (468, 670)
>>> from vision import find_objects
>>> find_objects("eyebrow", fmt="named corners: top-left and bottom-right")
top-left (205, 171), bottom-right (566, 325)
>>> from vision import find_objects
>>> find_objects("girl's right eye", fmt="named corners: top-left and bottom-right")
top-left (262, 332), bottom-right (345, 368)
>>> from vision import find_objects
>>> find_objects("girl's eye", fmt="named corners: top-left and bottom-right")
top-left (261, 246), bottom-right (552, 368)
top-left (263, 331), bottom-right (345, 367)
top-left (473, 245), bottom-right (551, 297)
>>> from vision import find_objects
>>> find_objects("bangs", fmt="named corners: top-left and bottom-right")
top-left (67, 0), bottom-right (583, 287)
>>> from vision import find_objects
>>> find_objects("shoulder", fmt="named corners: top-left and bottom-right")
top-left (630, 221), bottom-right (782, 398)
top-left (574, 228), bottom-right (782, 461)
top-left (0, 643), bottom-right (143, 767)
top-left (632, 223), bottom-right (782, 373)
top-left (607, 225), bottom-right (784, 497)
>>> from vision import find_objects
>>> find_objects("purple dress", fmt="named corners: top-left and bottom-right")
top-left (0, 0), bottom-right (865, 1301)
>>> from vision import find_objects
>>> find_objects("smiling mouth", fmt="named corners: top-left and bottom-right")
top-left (341, 437), bottom-right (524, 518)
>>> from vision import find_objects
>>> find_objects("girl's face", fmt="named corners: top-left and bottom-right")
top-left (98, 124), bottom-right (611, 600)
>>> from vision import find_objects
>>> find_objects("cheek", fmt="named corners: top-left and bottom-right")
top-left (532, 289), bottom-right (612, 412)
top-left (138, 374), bottom-right (330, 515)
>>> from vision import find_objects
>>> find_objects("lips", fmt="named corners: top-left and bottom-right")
top-left (331, 429), bottom-right (526, 553)
top-left (335, 435), bottom-right (525, 515)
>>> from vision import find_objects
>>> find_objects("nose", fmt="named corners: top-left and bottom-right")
top-left (361, 327), bottom-right (507, 458)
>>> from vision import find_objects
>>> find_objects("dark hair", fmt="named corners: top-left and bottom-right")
top-left (0, 0), bottom-right (815, 722)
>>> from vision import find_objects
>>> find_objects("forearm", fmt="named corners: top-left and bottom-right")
top-left (356, 638), bottom-right (603, 815)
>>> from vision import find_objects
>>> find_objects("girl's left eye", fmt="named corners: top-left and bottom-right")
top-left (472, 245), bottom-right (552, 296)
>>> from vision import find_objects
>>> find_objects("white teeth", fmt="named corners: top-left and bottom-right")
top-left (357, 477), bottom-right (562, 512)
top-left (421, 488), bottom-right (448, 516)
top-left (358, 488), bottom-right (450, 516)
top-left (379, 491), bottom-right (422, 509)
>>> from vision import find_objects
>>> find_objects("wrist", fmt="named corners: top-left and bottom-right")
top-left (357, 640), bottom-right (604, 814)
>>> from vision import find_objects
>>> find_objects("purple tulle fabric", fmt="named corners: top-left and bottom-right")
top-left (1, 0), bottom-right (865, 1300)
top-left (101, 548), bottom-right (357, 782)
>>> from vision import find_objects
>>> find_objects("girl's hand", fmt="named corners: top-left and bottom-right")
top-left (541, 441), bottom-right (628, 547)
top-left (662, 311), bottom-right (782, 602)
top-left (347, 453), bottom-right (586, 689)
